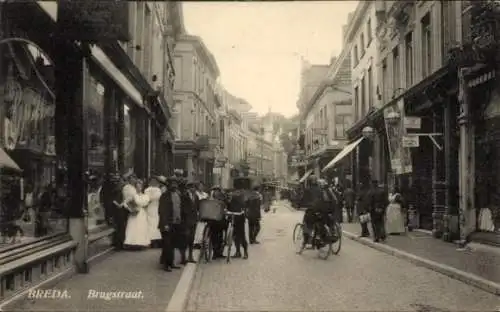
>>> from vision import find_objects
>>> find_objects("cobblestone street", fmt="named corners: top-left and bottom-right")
top-left (186, 205), bottom-right (499, 312)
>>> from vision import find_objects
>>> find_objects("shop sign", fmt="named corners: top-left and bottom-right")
top-left (402, 135), bottom-right (419, 148)
top-left (2, 78), bottom-right (55, 151)
top-left (384, 100), bottom-right (412, 174)
top-left (404, 116), bottom-right (421, 129)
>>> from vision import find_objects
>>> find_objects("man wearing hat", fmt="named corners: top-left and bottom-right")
top-left (182, 180), bottom-right (199, 263)
top-left (368, 180), bottom-right (388, 243)
top-left (158, 176), bottom-right (184, 271)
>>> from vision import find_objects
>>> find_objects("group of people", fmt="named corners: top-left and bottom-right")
top-left (298, 176), bottom-right (407, 244)
top-left (109, 170), bottom-right (270, 272)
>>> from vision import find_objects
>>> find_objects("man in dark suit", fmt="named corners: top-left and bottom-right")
top-left (368, 180), bottom-right (388, 242)
top-left (182, 181), bottom-right (199, 263)
top-left (247, 186), bottom-right (262, 244)
top-left (158, 176), bottom-right (184, 272)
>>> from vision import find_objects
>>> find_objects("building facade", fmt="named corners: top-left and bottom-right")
top-left (172, 34), bottom-right (221, 186)
top-left (301, 48), bottom-right (353, 183)
top-left (0, 1), bottom-right (182, 305)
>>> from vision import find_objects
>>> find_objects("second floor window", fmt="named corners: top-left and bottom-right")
top-left (367, 66), bottom-right (373, 109)
top-left (335, 115), bottom-right (351, 139)
top-left (367, 19), bottom-right (372, 44)
top-left (360, 33), bottom-right (365, 56)
top-left (405, 32), bottom-right (414, 87)
top-left (360, 76), bottom-right (366, 117)
top-left (354, 86), bottom-right (359, 121)
top-left (392, 46), bottom-right (400, 94)
top-left (354, 45), bottom-right (359, 66)
top-left (382, 59), bottom-right (389, 102)
top-left (421, 13), bottom-right (432, 77)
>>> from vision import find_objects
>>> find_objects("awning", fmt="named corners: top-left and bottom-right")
top-left (0, 148), bottom-right (21, 171)
top-left (322, 137), bottom-right (364, 172)
top-left (299, 169), bottom-right (313, 183)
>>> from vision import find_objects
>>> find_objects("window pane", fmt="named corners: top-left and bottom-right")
top-left (0, 41), bottom-right (67, 251)
top-left (123, 103), bottom-right (136, 172)
top-left (85, 75), bottom-right (106, 230)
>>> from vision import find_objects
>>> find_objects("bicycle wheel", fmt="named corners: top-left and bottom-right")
top-left (225, 225), bottom-right (233, 263)
top-left (293, 223), bottom-right (305, 254)
top-left (317, 225), bottom-right (332, 260)
top-left (331, 222), bottom-right (342, 255)
top-left (201, 224), bottom-right (213, 263)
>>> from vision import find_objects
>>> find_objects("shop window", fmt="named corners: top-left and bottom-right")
top-left (123, 103), bottom-right (136, 173)
top-left (85, 75), bottom-right (106, 230)
top-left (0, 40), bottom-right (67, 253)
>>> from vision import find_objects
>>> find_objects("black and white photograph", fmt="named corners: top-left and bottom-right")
top-left (0, 1), bottom-right (499, 311)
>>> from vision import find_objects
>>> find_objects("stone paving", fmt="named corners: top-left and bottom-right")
top-left (342, 222), bottom-right (500, 284)
top-left (186, 206), bottom-right (500, 312)
top-left (8, 248), bottom-right (184, 312)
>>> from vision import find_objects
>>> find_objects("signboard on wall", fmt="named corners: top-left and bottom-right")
top-left (384, 99), bottom-right (412, 174)
top-left (404, 116), bottom-right (421, 129)
top-left (402, 135), bottom-right (419, 148)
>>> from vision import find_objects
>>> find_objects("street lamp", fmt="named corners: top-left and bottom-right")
top-left (362, 126), bottom-right (375, 139)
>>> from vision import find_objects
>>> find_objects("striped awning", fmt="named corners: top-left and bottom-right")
top-left (468, 70), bottom-right (496, 88)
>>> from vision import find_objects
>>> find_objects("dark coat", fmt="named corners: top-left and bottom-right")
top-left (369, 187), bottom-right (388, 214)
top-left (182, 190), bottom-right (198, 227)
top-left (246, 191), bottom-right (261, 220)
top-left (158, 190), bottom-right (181, 230)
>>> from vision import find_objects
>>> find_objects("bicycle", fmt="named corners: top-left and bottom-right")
top-left (199, 220), bottom-right (213, 263)
top-left (223, 210), bottom-right (245, 263)
top-left (293, 212), bottom-right (341, 259)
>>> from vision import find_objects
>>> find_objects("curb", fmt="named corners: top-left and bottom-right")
top-left (342, 230), bottom-right (500, 296)
top-left (0, 246), bottom-right (115, 312)
top-left (164, 249), bottom-right (201, 312)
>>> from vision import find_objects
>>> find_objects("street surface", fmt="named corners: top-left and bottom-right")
top-left (186, 205), bottom-right (500, 312)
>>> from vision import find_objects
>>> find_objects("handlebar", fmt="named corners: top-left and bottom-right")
top-left (224, 210), bottom-right (244, 216)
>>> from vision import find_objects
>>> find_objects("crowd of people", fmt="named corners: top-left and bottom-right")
top-left (107, 171), bottom-right (272, 272)
top-left (292, 176), bottom-right (408, 244)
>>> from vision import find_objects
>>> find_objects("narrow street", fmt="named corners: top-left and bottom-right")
top-left (186, 205), bottom-right (499, 312)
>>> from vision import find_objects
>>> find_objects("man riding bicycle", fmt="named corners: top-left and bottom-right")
top-left (301, 177), bottom-right (337, 249)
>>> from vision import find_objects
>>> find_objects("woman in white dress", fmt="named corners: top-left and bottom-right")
top-left (124, 179), bottom-right (151, 249)
top-left (144, 177), bottom-right (163, 248)
top-left (385, 189), bottom-right (406, 235)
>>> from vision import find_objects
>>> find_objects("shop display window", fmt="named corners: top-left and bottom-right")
top-left (85, 74), bottom-right (106, 230)
top-left (0, 40), bottom-right (67, 252)
top-left (123, 103), bottom-right (136, 173)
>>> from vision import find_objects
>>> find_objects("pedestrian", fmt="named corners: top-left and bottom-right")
top-left (247, 185), bottom-right (262, 244)
top-left (208, 185), bottom-right (227, 258)
top-left (123, 179), bottom-right (150, 249)
top-left (358, 182), bottom-right (371, 238)
top-left (368, 180), bottom-right (388, 242)
top-left (110, 173), bottom-right (127, 249)
top-left (182, 181), bottom-right (199, 263)
top-left (343, 181), bottom-right (356, 223)
top-left (158, 176), bottom-right (184, 271)
top-left (385, 186), bottom-right (406, 235)
top-left (144, 176), bottom-right (164, 248)
top-left (228, 178), bottom-right (249, 259)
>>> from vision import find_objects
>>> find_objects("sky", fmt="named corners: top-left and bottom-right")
top-left (182, 1), bottom-right (359, 118)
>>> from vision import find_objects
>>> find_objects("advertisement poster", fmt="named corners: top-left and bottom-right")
top-left (383, 99), bottom-right (412, 174)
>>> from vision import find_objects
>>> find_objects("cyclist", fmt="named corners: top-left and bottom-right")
top-left (301, 177), bottom-right (336, 249)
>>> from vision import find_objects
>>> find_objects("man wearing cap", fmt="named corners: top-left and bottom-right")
top-left (368, 180), bottom-right (388, 242)
top-left (158, 176), bottom-right (184, 271)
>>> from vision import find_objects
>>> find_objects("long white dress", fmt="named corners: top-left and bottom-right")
top-left (124, 188), bottom-right (151, 247)
top-left (385, 193), bottom-right (406, 234)
top-left (144, 186), bottom-right (162, 242)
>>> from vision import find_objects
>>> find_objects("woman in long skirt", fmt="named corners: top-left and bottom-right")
top-left (385, 189), bottom-right (406, 235)
top-left (124, 179), bottom-right (151, 249)
top-left (144, 177), bottom-right (163, 248)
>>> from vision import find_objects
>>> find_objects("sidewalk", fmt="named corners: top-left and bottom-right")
top-left (342, 223), bottom-right (500, 295)
top-left (6, 248), bottom-right (184, 312)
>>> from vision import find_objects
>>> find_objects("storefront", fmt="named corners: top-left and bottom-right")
top-left (0, 1), bottom-right (175, 305)
top-left (471, 72), bottom-right (500, 245)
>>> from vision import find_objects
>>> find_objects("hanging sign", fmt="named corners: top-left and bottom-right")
top-left (402, 135), bottom-right (419, 148)
top-left (404, 116), bottom-right (421, 129)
